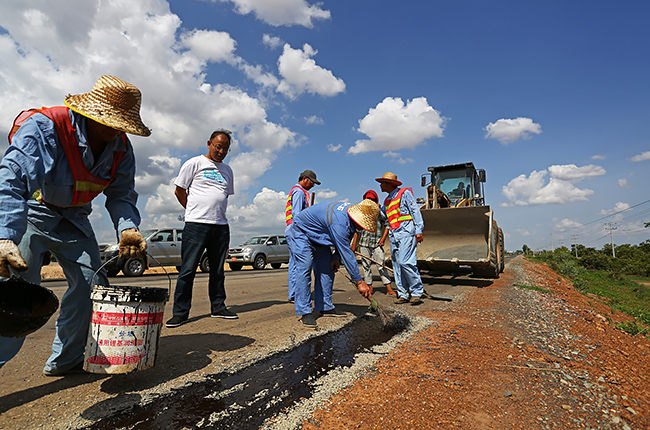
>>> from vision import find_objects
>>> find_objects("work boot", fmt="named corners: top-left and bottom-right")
top-left (394, 297), bottom-right (409, 304)
top-left (410, 296), bottom-right (423, 305)
top-left (319, 308), bottom-right (347, 317)
top-left (299, 314), bottom-right (317, 327)
top-left (385, 284), bottom-right (397, 296)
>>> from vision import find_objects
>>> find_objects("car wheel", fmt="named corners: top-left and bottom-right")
top-left (106, 269), bottom-right (120, 277)
top-left (253, 254), bottom-right (266, 270)
top-left (229, 263), bottom-right (242, 271)
top-left (123, 258), bottom-right (146, 277)
top-left (270, 263), bottom-right (282, 269)
top-left (199, 255), bottom-right (210, 273)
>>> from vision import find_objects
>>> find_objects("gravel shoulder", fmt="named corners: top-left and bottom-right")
top-left (299, 256), bottom-right (649, 430)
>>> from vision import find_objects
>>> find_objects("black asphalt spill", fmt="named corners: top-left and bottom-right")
top-left (86, 314), bottom-right (409, 430)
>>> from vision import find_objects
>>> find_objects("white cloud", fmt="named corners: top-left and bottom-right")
top-left (554, 218), bottom-right (583, 231)
top-left (180, 29), bottom-right (236, 62)
top-left (228, 188), bottom-right (288, 239)
top-left (383, 151), bottom-right (414, 165)
top-left (327, 143), bottom-right (342, 152)
top-left (501, 163), bottom-right (605, 206)
top-left (134, 153), bottom-right (182, 195)
top-left (276, 43), bottom-right (346, 99)
top-left (0, 1), bottom-right (302, 238)
top-left (591, 154), bottom-right (606, 160)
top-left (315, 189), bottom-right (338, 200)
top-left (219, 0), bottom-right (331, 28)
top-left (617, 178), bottom-right (628, 187)
top-left (484, 117), bottom-right (542, 144)
top-left (349, 97), bottom-right (445, 154)
top-left (262, 34), bottom-right (283, 49)
top-left (631, 151), bottom-right (650, 162)
top-left (600, 202), bottom-right (631, 223)
top-left (547, 164), bottom-right (606, 181)
top-left (304, 115), bottom-right (324, 125)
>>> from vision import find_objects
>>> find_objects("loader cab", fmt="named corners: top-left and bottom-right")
top-left (422, 162), bottom-right (486, 207)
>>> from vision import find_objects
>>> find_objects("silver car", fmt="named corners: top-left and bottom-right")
top-left (100, 228), bottom-right (209, 277)
top-left (227, 235), bottom-right (289, 271)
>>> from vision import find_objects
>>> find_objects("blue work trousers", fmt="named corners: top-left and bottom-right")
top-left (288, 230), bottom-right (335, 316)
top-left (0, 219), bottom-right (107, 373)
top-left (390, 231), bottom-right (424, 299)
top-left (285, 224), bottom-right (297, 301)
top-left (172, 222), bottom-right (229, 317)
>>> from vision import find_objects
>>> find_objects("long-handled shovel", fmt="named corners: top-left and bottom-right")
top-left (354, 250), bottom-right (453, 302)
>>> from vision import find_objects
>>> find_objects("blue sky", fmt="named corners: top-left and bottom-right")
top-left (1, 0), bottom-right (649, 252)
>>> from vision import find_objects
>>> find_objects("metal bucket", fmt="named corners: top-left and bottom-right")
top-left (83, 284), bottom-right (169, 374)
top-left (0, 278), bottom-right (59, 338)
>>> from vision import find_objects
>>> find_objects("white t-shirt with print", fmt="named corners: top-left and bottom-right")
top-left (174, 155), bottom-right (234, 225)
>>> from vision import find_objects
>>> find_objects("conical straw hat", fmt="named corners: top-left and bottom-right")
top-left (64, 75), bottom-right (151, 137)
top-left (347, 199), bottom-right (380, 232)
top-left (375, 171), bottom-right (402, 186)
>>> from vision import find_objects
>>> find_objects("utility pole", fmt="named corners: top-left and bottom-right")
top-left (605, 222), bottom-right (617, 258)
top-left (550, 233), bottom-right (554, 252)
top-left (571, 235), bottom-right (579, 258)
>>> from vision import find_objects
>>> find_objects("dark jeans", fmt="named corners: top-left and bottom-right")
top-left (172, 222), bottom-right (229, 317)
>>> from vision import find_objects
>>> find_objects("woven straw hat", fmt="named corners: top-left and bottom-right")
top-left (64, 75), bottom-right (151, 137)
top-left (347, 199), bottom-right (380, 232)
top-left (375, 171), bottom-right (402, 186)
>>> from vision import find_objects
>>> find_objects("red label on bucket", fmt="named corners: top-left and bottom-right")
top-left (91, 311), bottom-right (164, 326)
top-left (86, 353), bottom-right (148, 365)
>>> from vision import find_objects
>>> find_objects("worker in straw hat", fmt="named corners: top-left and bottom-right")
top-left (376, 172), bottom-right (425, 305)
top-left (0, 75), bottom-right (150, 375)
top-left (286, 199), bottom-right (379, 328)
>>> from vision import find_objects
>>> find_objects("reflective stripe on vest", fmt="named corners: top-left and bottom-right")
top-left (285, 185), bottom-right (310, 225)
top-left (384, 187), bottom-right (413, 230)
top-left (8, 106), bottom-right (126, 207)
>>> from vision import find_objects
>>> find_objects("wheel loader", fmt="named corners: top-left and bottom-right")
top-left (416, 162), bottom-right (504, 278)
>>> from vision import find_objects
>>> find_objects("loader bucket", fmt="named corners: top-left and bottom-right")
top-left (416, 205), bottom-right (496, 275)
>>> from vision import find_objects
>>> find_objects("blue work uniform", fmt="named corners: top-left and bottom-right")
top-left (287, 202), bottom-right (362, 316)
top-left (0, 110), bottom-right (140, 372)
top-left (285, 184), bottom-right (310, 301)
top-left (383, 187), bottom-right (424, 299)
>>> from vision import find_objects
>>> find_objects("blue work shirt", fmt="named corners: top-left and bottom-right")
top-left (0, 110), bottom-right (140, 243)
top-left (382, 187), bottom-right (424, 238)
top-left (292, 201), bottom-right (363, 282)
top-left (290, 184), bottom-right (310, 219)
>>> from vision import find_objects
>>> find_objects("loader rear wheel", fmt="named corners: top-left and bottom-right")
top-left (498, 228), bottom-right (505, 273)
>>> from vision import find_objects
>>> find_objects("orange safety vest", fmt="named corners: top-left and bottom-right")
top-left (8, 106), bottom-right (127, 207)
top-left (384, 187), bottom-right (414, 230)
top-left (285, 185), bottom-right (310, 225)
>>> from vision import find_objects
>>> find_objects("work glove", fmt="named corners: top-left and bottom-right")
top-left (119, 229), bottom-right (147, 259)
top-left (0, 240), bottom-right (28, 278)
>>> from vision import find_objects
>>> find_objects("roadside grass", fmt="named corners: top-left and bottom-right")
top-left (513, 283), bottom-right (553, 294)
top-left (530, 252), bottom-right (650, 339)
top-left (626, 275), bottom-right (650, 284)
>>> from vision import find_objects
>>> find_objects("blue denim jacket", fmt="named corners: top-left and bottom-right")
top-left (0, 110), bottom-right (140, 243)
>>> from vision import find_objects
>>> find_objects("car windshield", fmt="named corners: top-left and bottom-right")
top-left (140, 229), bottom-right (159, 240)
top-left (243, 236), bottom-right (269, 245)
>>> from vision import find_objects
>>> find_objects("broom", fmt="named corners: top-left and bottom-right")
top-left (340, 269), bottom-right (395, 328)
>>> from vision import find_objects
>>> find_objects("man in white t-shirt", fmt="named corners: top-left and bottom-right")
top-left (166, 130), bottom-right (237, 328)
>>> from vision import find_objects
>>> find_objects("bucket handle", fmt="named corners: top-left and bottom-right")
top-left (91, 253), bottom-right (172, 294)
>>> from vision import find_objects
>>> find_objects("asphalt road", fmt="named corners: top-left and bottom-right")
top-left (0, 263), bottom-right (486, 429)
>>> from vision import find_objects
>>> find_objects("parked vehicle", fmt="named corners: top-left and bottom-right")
top-left (100, 228), bottom-right (209, 277)
top-left (227, 235), bottom-right (289, 271)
